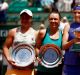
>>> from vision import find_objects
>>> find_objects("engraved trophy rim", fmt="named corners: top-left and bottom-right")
top-left (39, 44), bottom-right (62, 68)
top-left (12, 43), bottom-right (35, 68)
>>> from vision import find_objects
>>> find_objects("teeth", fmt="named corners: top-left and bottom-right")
top-left (53, 26), bottom-right (56, 27)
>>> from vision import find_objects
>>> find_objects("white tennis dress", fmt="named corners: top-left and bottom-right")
top-left (8, 27), bottom-right (36, 69)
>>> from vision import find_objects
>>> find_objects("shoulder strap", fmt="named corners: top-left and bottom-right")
top-left (41, 27), bottom-right (49, 43)
top-left (16, 27), bottom-right (21, 32)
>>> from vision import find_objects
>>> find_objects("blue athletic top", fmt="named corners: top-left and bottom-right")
top-left (36, 28), bottom-right (62, 72)
top-left (42, 28), bottom-right (62, 48)
top-left (64, 22), bottom-right (80, 65)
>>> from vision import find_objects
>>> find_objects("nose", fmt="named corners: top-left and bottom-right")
top-left (75, 12), bottom-right (80, 16)
top-left (51, 19), bottom-right (55, 22)
top-left (76, 13), bottom-right (79, 16)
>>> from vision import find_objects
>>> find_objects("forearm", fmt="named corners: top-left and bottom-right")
top-left (3, 46), bottom-right (11, 61)
top-left (35, 40), bottom-right (42, 49)
top-left (62, 39), bottom-right (75, 50)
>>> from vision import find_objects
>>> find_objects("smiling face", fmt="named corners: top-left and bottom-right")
top-left (73, 10), bottom-right (80, 23)
top-left (49, 12), bottom-right (60, 30)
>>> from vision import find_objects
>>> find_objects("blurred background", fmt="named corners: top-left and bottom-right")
top-left (0, 0), bottom-right (80, 75)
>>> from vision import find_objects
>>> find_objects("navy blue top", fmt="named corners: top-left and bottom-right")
top-left (64, 22), bottom-right (80, 65)
top-left (0, 10), bottom-right (7, 22)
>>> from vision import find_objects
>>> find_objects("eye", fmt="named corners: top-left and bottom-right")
top-left (73, 12), bottom-right (80, 14)
top-left (49, 18), bottom-right (58, 20)
top-left (53, 18), bottom-right (58, 20)
top-left (78, 12), bottom-right (80, 14)
top-left (49, 18), bottom-right (53, 20)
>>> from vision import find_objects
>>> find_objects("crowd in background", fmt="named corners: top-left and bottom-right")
top-left (0, 0), bottom-right (80, 75)
top-left (3, 0), bottom-right (80, 12)
top-left (0, 0), bottom-right (80, 26)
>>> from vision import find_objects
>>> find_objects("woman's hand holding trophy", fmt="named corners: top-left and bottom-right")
top-left (74, 27), bottom-right (80, 44)
top-left (72, 27), bottom-right (80, 51)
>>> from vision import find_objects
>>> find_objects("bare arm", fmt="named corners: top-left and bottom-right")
top-left (62, 23), bottom-right (70, 44)
top-left (62, 23), bottom-right (80, 50)
top-left (35, 29), bottom-right (46, 56)
top-left (3, 29), bottom-right (15, 61)
top-left (62, 23), bottom-right (71, 50)
top-left (34, 28), bottom-right (46, 64)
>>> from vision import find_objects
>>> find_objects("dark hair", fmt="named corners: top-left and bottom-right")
top-left (71, 0), bottom-right (75, 9)
top-left (49, 9), bottom-right (61, 19)
top-left (52, 4), bottom-right (58, 12)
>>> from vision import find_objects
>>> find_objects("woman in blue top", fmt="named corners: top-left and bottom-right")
top-left (35, 9), bottom-right (67, 75)
top-left (62, 5), bottom-right (80, 75)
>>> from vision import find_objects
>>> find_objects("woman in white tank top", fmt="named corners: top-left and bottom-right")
top-left (3, 9), bottom-right (38, 75)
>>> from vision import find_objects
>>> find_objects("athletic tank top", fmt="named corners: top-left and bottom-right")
top-left (12, 27), bottom-right (36, 49)
top-left (42, 28), bottom-right (62, 48)
top-left (37, 28), bottom-right (62, 72)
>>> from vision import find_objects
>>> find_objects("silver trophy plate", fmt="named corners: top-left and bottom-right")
top-left (39, 44), bottom-right (62, 68)
top-left (12, 44), bottom-right (35, 68)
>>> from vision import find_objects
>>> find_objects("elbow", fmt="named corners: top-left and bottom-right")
top-left (62, 43), bottom-right (68, 50)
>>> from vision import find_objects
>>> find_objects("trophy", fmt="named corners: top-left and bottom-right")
top-left (72, 27), bottom-right (80, 52)
top-left (39, 44), bottom-right (62, 68)
top-left (11, 43), bottom-right (35, 68)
